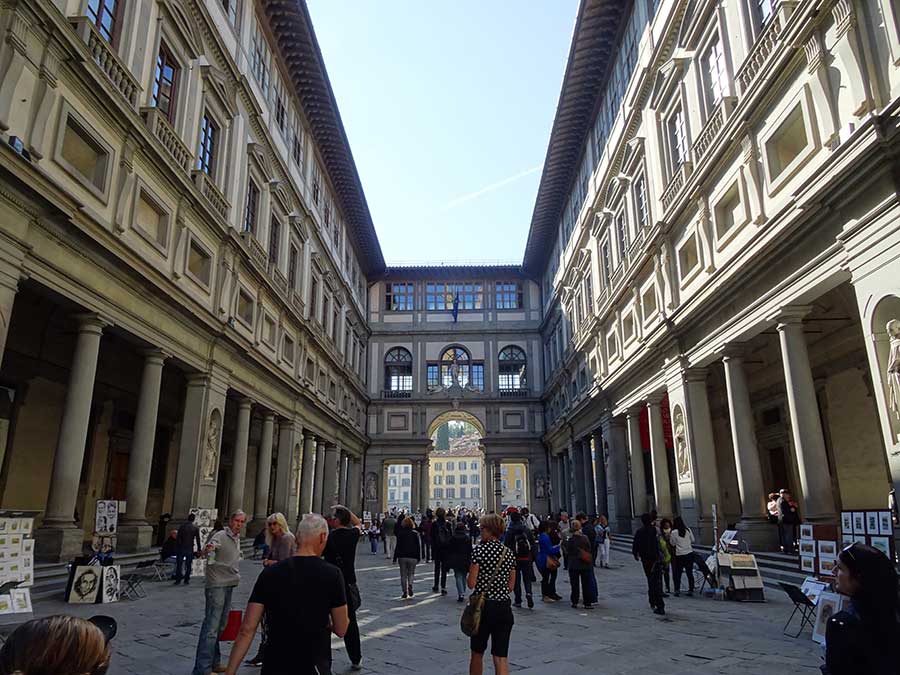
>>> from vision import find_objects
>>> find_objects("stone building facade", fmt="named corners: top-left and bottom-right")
top-left (530, 0), bottom-right (900, 547)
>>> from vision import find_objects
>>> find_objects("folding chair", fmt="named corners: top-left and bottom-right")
top-left (779, 582), bottom-right (817, 637)
top-left (121, 560), bottom-right (154, 600)
top-left (152, 559), bottom-right (174, 581)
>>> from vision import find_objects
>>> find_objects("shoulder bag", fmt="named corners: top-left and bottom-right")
top-left (460, 545), bottom-right (509, 637)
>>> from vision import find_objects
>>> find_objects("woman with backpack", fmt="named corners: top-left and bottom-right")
top-left (445, 521), bottom-right (473, 602)
top-left (670, 516), bottom-right (696, 597)
top-left (536, 520), bottom-right (561, 602)
top-left (595, 514), bottom-right (611, 569)
top-left (502, 510), bottom-right (536, 609)
top-left (431, 507), bottom-right (452, 595)
top-left (565, 520), bottom-right (595, 609)
top-left (393, 516), bottom-right (421, 599)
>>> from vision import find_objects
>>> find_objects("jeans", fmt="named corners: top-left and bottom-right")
top-left (369, 537), bottom-right (378, 553)
top-left (538, 564), bottom-right (558, 597)
top-left (398, 558), bottom-right (417, 593)
top-left (175, 551), bottom-right (193, 582)
top-left (422, 540), bottom-right (432, 562)
top-left (597, 539), bottom-right (610, 566)
top-left (192, 585), bottom-right (234, 675)
top-left (641, 559), bottom-right (665, 610)
top-left (513, 561), bottom-right (533, 604)
top-left (662, 561), bottom-right (671, 592)
top-left (568, 568), bottom-right (592, 606)
top-left (454, 569), bottom-right (467, 597)
top-left (673, 553), bottom-right (695, 593)
top-left (385, 535), bottom-right (397, 559)
top-left (433, 558), bottom-right (448, 590)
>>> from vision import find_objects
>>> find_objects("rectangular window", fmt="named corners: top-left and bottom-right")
top-left (427, 364), bottom-right (439, 389)
top-left (292, 131), bottom-right (304, 167)
top-left (714, 182), bottom-right (743, 239)
top-left (678, 233), bottom-right (700, 280)
top-left (220, 0), bottom-right (238, 25)
top-left (288, 245), bottom-right (299, 290)
top-left (634, 174), bottom-right (648, 228)
top-left (61, 115), bottom-right (109, 191)
top-left (642, 284), bottom-right (658, 322)
top-left (197, 113), bottom-right (218, 177)
top-left (274, 87), bottom-right (286, 133)
top-left (243, 180), bottom-right (259, 234)
top-left (756, 0), bottom-right (776, 28)
top-left (152, 42), bottom-right (179, 122)
top-left (446, 488), bottom-right (455, 500)
top-left (495, 282), bottom-right (523, 309)
top-left (87, 0), bottom-right (120, 44)
top-left (616, 210), bottom-right (628, 262)
top-left (312, 164), bottom-right (321, 206)
top-left (446, 461), bottom-right (454, 471)
top-left (425, 282), bottom-right (483, 310)
top-left (310, 277), bottom-right (319, 322)
top-left (385, 282), bottom-right (414, 311)
top-left (332, 309), bottom-right (338, 341)
top-left (283, 336), bottom-right (295, 364)
top-left (268, 217), bottom-right (280, 266)
top-left (471, 473), bottom-right (479, 484)
top-left (667, 106), bottom-right (687, 172)
top-left (251, 21), bottom-right (270, 92)
top-left (471, 363), bottom-right (484, 391)
top-left (601, 241), bottom-right (612, 285)
top-left (583, 274), bottom-right (593, 316)
top-left (459, 474), bottom-right (467, 485)
top-left (766, 104), bottom-right (808, 181)
top-left (703, 35), bottom-right (729, 112)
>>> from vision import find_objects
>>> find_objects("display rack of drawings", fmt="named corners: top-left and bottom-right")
top-left (68, 563), bottom-right (120, 604)
top-left (92, 499), bottom-right (120, 554)
top-left (839, 510), bottom-right (895, 560)
top-left (712, 529), bottom-right (766, 602)
top-left (0, 511), bottom-right (37, 619)
top-left (189, 507), bottom-right (218, 577)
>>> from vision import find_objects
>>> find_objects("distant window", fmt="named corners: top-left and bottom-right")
top-left (471, 363), bottom-right (484, 391)
top-left (152, 42), bottom-right (179, 122)
top-left (498, 346), bottom-right (527, 391)
top-left (310, 277), bottom-right (319, 322)
top-left (187, 239), bottom-right (212, 287)
top-left (251, 21), bottom-right (270, 92)
top-left (283, 335), bottom-right (294, 364)
top-left (426, 282), bottom-right (482, 310)
top-left (236, 289), bottom-right (254, 326)
top-left (426, 364), bottom-right (439, 389)
top-left (288, 245), bottom-right (299, 290)
top-left (471, 474), bottom-right (479, 485)
top-left (667, 106), bottom-right (687, 173)
top-left (766, 104), bottom-right (807, 180)
top-left (446, 488), bottom-right (455, 500)
top-left (634, 174), bottom-right (649, 228)
top-left (87, 0), bottom-right (120, 44)
top-left (440, 347), bottom-right (470, 387)
top-left (703, 34), bottom-right (729, 113)
top-left (243, 180), bottom-right (259, 234)
top-left (385, 283), bottom-right (414, 311)
top-left (268, 217), bottom-right (281, 266)
top-left (495, 282), bottom-right (523, 309)
top-left (292, 131), bottom-right (304, 167)
top-left (384, 347), bottom-right (412, 391)
top-left (219, 0), bottom-right (238, 25)
top-left (197, 113), bottom-right (218, 177)
top-left (60, 115), bottom-right (109, 192)
top-left (460, 474), bottom-right (467, 485)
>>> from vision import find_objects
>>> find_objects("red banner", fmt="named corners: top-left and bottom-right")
top-left (637, 393), bottom-right (672, 452)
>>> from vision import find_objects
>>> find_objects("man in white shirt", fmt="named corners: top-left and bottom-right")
top-left (521, 507), bottom-right (540, 532)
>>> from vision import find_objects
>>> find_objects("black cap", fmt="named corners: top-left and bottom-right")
top-left (88, 615), bottom-right (117, 643)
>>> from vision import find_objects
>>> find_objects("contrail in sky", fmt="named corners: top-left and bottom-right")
top-left (439, 165), bottom-right (542, 212)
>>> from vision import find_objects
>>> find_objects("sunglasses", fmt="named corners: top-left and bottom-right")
top-left (841, 542), bottom-right (857, 562)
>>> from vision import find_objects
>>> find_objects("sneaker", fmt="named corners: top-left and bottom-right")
top-left (432, 585), bottom-right (439, 593)
top-left (653, 606), bottom-right (666, 615)
top-left (408, 587), bottom-right (414, 598)
top-left (441, 589), bottom-right (448, 596)
top-left (513, 601), bottom-right (522, 608)
top-left (583, 604), bottom-right (594, 609)
top-left (526, 595), bottom-right (534, 609)
top-left (458, 595), bottom-right (464, 602)
top-left (553, 593), bottom-right (563, 601)
top-left (245, 656), bottom-right (264, 667)
top-left (542, 595), bottom-right (556, 603)
top-left (351, 664), bottom-right (362, 672)
top-left (401, 592), bottom-right (407, 599)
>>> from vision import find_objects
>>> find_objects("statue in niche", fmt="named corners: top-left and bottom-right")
top-left (673, 406), bottom-right (690, 480)
top-left (365, 472), bottom-right (378, 501)
top-left (888, 320), bottom-right (900, 422)
top-left (535, 474), bottom-right (546, 500)
top-left (202, 410), bottom-right (221, 481)
top-left (450, 353), bottom-right (462, 388)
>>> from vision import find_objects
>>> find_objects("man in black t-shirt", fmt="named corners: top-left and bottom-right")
top-left (323, 505), bottom-right (363, 670)
top-left (224, 513), bottom-right (349, 675)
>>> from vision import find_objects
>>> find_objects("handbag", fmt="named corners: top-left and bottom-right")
top-left (545, 556), bottom-right (560, 571)
top-left (460, 546), bottom-right (509, 637)
top-left (347, 582), bottom-right (362, 612)
top-left (218, 609), bottom-right (242, 641)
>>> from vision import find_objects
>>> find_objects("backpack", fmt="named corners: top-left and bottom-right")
top-left (435, 521), bottom-right (451, 547)
top-left (514, 531), bottom-right (532, 559)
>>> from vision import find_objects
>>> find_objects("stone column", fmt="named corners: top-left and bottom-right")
top-left (36, 314), bottom-right (107, 562)
top-left (722, 350), bottom-right (776, 548)
top-left (626, 407), bottom-right (648, 521)
top-left (560, 451), bottom-right (571, 515)
top-left (647, 395), bottom-right (673, 516)
top-left (247, 411), bottom-right (275, 537)
top-left (272, 419), bottom-right (300, 524)
top-left (493, 459), bottom-right (502, 512)
top-left (581, 438), bottom-right (597, 515)
top-left (321, 443), bottom-right (340, 511)
top-left (119, 349), bottom-right (168, 552)
top-left (419, 458), bottom-right (429, 513)
top-left (570, 443), bottom-right (586, 514)
top-left (411, 459), bottom-right (421, 512)
top-left (0, 245), bottom-right (24, 369)
top-left (347, 456), bottom-right (361, 514)
top-left (339, 451), bottom-right (349, 505)
top-left (774, 309), bottom-right (837, 521)
top-left (312, 441), bottom-right (327, 513)
top-left (228, 398), bottom-right (253, 515)
top-left (601, 417), bottom-right (632, 532)
top-left (299, 432), bottom-right (316, 516)
top-left (591, 432), bottom-right (609, 517)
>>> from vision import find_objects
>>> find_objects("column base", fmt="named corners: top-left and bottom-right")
top-left (735, 517), bottom-right (781, 552)
top-left (34, 524), bottom-right (85, 563)
top-left (117, 522), bottom-right (154, 553)
top-left (613, 516), bottom-right (632, 534)
top-left (246, 518), bottom-right (267, 539)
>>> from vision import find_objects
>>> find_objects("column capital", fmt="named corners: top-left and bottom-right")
top-left (72, 312), bottom-right (110, 334)
top-left (626, 405), bottom-right (644, 418)
top-left (236, 396), bottom-right (254, 410)
top-left (682, 367), bottom-right (709, 384)
top-left (717, 343), bottom-right (751, 361)
top-left (768, 305), bottom-right (813, 326)
top-left (261, 410), bottom-right (276, 422)
top-left (645, 392), bottom-right (666, 407)
top-left (138, 347), bottom-right (170, 364)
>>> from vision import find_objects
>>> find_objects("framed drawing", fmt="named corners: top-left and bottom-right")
top-left (853, 535), bottom-right (867, 545)
top-left (799, 540), bottom-right (815, 556)
top-left (866, 512), bottom-right (880, 535)
top-left (813, 592), bottom-right (846, 644)
top-left (800, 556), bottom-right (816, 573)
top-left (818, 540), bottom-right (837, 558)
top-left (101, 565), bottom-right (120, 603)
top-left (18, 519), bottom-right (32, 535)
top-left (69, 566), bottom-right (100, 604)
top-left (818, 556), bottom-right (836, 576)
top-left (10, 589), bottom-right (31, 613)
top-left (800, 577), bottom-right (827, 604)
top-left (799, 524), bottom-right (813, 541)
top-left (852, 512), bottom-right (865, 534)
top-left (191, 557), bottom-right (206, 577)
top-left (95, 500), bottom-right (119, 535)
top-left (0, 594), bottom-right (10, 615)
top-left (879, 511), bottom-right (893, 535)
top-left (841, 534), bottom-right (854, 548)
top-left (869, 536), bottom-right (890, 557)
top-left (840, 512), bottom-right (853, 533)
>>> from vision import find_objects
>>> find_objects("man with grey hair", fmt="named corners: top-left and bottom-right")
top-left (192, 509), bottom-right (246, 675)
top-left (225, 513), bottom-right (349, 675)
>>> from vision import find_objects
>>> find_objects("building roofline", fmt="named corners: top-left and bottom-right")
top-left (264, 0), bottom-right (386, 276)
top-left (521, 0), bottom-right (628, 276)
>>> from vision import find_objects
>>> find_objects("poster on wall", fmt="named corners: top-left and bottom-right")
top-left (95, 501), bottom-right (119, 535)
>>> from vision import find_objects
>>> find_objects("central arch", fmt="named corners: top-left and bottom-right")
top-left (427, 410), bottom-right (486, 438)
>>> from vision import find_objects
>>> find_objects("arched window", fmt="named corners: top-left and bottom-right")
top-left (440, 346), bottom-right (470, 387)
top-left (384, 347), bottom-right (412, 392)
top-left (498, 346), bottom-right (527, 391)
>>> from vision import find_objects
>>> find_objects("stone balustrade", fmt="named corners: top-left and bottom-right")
top-left (736, 13), bottom-right (785, 94)
top-left (191, 170), bottom-right (230, 221)
top-left (70, 17), bottom-right (140, 110)
top-left (141, 107), bottom-right (191, 173)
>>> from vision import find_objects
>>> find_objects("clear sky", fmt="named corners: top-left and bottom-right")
top-left (306, 1), bottom-right (580, 265)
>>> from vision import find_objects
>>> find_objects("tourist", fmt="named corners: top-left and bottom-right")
top-left (174, 512), bottom-right (202, 585)
top-left (502, 510), bottom-right (536, 609)
top-left (468, 512), bottom-right (480, 544)
top-left (245, 512), bottom-right (296, 667)
top-left (632, 513), bottom-right (665, 615)
top-left (192, 510), bottom-right (246, 675)
top-left (822, 543), bottom-right (900, 674)
top-left (669, 516), bottom-right (695, 597)
top-left (575, 512), bottom-right (598, 601)
top-left (779, 490), bottom-right (801, 553)
top-left (419, 509), bottom-right (434, 562)
top-left (468, 513), bottom-right (516, 675)
top-left (558, 512), bottom-right (571, 570)
top-left (446, 520), bottom-right (473, 602)
top-left (382, 511), bottom-right (398, 560)
top-left (565, 520), bottom-right (594, 609)
top-left (521, 507), bottom-right (540, 532)
top-left (224, 514), bottom-right (349, 675)
top-left (0, 615), bottom-right (113, 675)
top-left (536, 520), bottom-right (561, 602)
top-left (323, 505), bottom-right (363, 671)
top-left (658, 518), bottom-right (674, 596)
top-left (160, 528), bottom-right (178, 562)
top-left (595, 515), bottom-right (611, 569)
top-left (394, 515), bottom-right (421, 599)
top-left (766, 492), bottom-right (780, 523)
top-left (431, 507), bottom-right (452, 595)
top-left (367, 520), bottom-right (379, 554)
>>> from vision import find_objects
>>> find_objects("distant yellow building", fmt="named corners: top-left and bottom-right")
top-left (429, 447), bottom-right (484, 511)
top-left (500, 463), bottom-right (528, 508)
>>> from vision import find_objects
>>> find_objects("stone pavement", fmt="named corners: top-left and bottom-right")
top-left (25, 543), bottom-right (824, 674)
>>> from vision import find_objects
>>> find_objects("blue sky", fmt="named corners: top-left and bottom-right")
top-left (306, 2), bottom-right (579, 265)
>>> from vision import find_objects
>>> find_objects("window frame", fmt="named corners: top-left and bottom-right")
top-left (151, 40), bottom-right (180, 123)
top-left (385, 282), bottom-right (415, 311)
top-left (87, 0), bottom-right (123, 46)
top-left (243, 178), bottom-right (260, 235)
top-left (495, 281), bottom-right (523, 310)
top-left (196, 110), bottom-right (219, 178)
top-left (498, 345), bottom-right (527, 391)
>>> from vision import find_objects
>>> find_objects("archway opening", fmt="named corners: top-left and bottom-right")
top-left (429, 419), bottom-right (485, 513)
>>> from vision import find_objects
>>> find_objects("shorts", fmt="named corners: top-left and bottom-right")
top-left (470, 599), bottom-right (514, 658)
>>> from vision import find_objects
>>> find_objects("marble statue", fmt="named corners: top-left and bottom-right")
top-left (535, 474), bottom-right (546, 499)
top-left (202, 411), bottom-right (221, 481)
top-left (450, 353), bottom-right (462, 388)
top-left (888, 319), bottom-right (900, 422)
top-left (365, 472), bottom-right (378, 501)
top-left (673, 406), bottom-right (690, 480)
